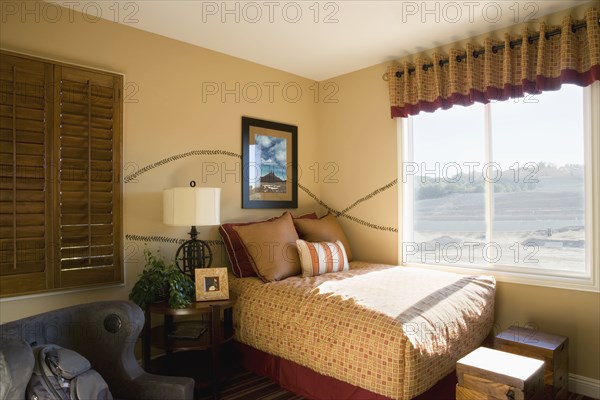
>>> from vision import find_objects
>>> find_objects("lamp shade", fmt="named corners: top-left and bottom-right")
top-left (163, 187), bottom-right (221, 227)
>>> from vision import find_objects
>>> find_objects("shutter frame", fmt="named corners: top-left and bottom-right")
top-left (0, 50), bottom-right (123, 297)
top-left (0, 54), bottom-right (53, 295)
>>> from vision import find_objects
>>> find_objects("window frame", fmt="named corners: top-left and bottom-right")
top-left (0, 50), bottom-right (124, 299)
top-left (397, 82), bottom-right (600, 292)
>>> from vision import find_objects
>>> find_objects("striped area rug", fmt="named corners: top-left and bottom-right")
top-left (197, 370), bottom-right (595, 400)
top-left (568, 393), bottom-right (595, 400)
top-left (196, 370), bottom-right (304, 400)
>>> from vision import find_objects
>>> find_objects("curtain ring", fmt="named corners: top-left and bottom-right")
top-left (395, 71), bottom-right (403, 78)
top-left (473, 51), bottom-right (479, 59)
top-left (456, 55), bottom-right (462, 63)
top-left (544, 32), bottom-right (550, 40)
top-left (382, 72), bottom-right (389, 81)
top-left (439, 59), bottom-right (444, 67)
top-left (492, 45), bottom-right (498, 54)
top-left (423, 64), bottom-right (429, 71)
top-left (528, 36), bottom-right (535, 44)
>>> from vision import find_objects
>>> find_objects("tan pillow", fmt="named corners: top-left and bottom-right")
top-left (233, 212), bottom-right (301, 282)
top-left (293, 213), bottom-right (353, 261)
top-left (219, 212), bottom-right (318, 278)
top-left (296, 240), bottom-right (349, 277)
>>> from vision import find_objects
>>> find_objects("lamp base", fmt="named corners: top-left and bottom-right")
top-left (175, 226), bottom-right (212, 280)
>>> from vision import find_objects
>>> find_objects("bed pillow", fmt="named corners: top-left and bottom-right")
top-left (233, 212), bottom-right (301, 282)
top-left (220, 212), bottom-right (317, 277)
top-left (293, 213), bottom-right (353, 261)
top-left (295, 212), bottom-right (318, 220)
top-left (296, 239), bottom-right (349, 277)
top-left (219, 217), bottom-right (274, 278)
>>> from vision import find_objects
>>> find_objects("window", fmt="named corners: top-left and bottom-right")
top-left (400, 83), bottom-right (599, 291)
top-left (0, 51), bottom-right (123, 297)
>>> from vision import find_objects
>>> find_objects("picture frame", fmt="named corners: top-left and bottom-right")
top-left (242, 116), bottom-right (298, 209)
top-left (195, 268), bottom-right (229, 301)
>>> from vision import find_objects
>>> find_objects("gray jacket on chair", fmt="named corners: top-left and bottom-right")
top-left (0, 301), bottom-right (194, 400)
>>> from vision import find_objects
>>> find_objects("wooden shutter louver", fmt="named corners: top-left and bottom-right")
top-left (0, 50), bottom-right (123, 297)
top-left (0, 54), bottom-right (53, 294)
top-left (56, 67), bottom-right (122, 288)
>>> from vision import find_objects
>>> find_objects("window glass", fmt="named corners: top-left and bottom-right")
top-left (491, 86), bottom-right (585, 273)
top-left (404, 85), bottom-right (588, 279)
top-left (406, 104), bottom-right (486, 265)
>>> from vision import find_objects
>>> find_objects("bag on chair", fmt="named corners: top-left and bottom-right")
top-left (26, 344), bottom-right (113, 400)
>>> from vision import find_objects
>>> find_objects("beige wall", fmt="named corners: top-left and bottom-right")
top-left (494, 282), bottom-right (599, 380)
top-left (318, 64), bottom-right (398, 265)
top-left (1, 0), bottom-right (598, 385)
top-left (0, 1), bottom-right (321, 319)
top-left (317, 4), bottom-right (599, 381)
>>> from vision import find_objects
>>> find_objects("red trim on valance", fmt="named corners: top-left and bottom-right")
top-left (389, 8), bottom-right (599, 118)
top-left (391, 66), bottom-right (600, 118)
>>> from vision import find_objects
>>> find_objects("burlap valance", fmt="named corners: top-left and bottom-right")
top-left (388, 8), bottom-right (599, 118)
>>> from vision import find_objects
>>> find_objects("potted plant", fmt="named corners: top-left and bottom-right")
top-left (129, 248), bottom-right (195, 310)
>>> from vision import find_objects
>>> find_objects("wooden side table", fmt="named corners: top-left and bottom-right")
top-left (495, 326), bottom-right (568, 400)
top-left (456, 347), bottom-right (545, 400)
top-left (143, 298), bottom-right (236, 398)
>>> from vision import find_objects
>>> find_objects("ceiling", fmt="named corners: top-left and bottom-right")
top-left (50, 0), bottom-right (589, 81)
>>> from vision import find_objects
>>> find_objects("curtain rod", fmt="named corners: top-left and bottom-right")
top-left (388, 18), bottom-right (599, 79)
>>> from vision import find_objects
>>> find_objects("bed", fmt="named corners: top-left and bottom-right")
top-left (229, 261), bottom-right (496, 400)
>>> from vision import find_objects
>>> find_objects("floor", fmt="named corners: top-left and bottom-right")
top-left (195, 369), bottom-right (454, 400)
top-left (195, 369), bottom-right (303, 400)
top-left (196, 369), bottom-right (596, 400)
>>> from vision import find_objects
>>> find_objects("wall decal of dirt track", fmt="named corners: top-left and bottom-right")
top-left (123, 150), bottom-right (397, 233)
top-left (124, 235), bottom-right (223, 247)
top-left (123, 150), bottom-right (241, 183)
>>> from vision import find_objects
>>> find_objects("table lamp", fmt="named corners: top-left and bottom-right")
top-left (163, 183), bottom-right (221, 280)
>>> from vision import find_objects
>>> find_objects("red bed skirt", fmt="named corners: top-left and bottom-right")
top-left (236, 341), bottom-right (456, 400)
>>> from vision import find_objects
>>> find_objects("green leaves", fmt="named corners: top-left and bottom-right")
top-left (129, 247), bottom-right (195, 310)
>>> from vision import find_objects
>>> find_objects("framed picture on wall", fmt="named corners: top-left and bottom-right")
top-left (241, 117), bottom-right (298, 209)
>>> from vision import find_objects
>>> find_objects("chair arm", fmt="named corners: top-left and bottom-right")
top-left (61, 301), bottom-right (194, 400)
top-left (0, 338), bottom-right (35, 400)
top-left (0, 301), bottom-right (194, 400)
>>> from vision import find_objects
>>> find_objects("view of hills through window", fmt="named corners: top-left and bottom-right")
top-left (404, 85), bottom-right (586, 275)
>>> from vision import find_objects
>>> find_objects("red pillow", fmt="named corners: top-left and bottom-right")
top-left (220, 212), bottom-right (317, 278)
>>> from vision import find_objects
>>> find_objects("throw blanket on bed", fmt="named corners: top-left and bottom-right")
top-left (230, 262), bottom-right (495, 400)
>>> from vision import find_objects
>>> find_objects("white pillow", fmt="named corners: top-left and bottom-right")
top-left (295, 239), bottom-right (349, 277)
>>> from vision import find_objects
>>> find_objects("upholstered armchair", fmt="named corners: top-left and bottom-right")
top-left (0, 301), bottom-right (194, 400)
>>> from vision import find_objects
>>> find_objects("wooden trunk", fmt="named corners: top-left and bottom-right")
top-left (456, 347), bottom-right (545, 400)
top-left (495, 326), bottom-right (568, 400)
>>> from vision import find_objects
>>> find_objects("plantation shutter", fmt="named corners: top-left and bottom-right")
top-left (56, 66), bottom-right (122, 288)
top-left (0, 50), bottom-right (123, 297)
top-left (0, 54), bottom-right (54, 294)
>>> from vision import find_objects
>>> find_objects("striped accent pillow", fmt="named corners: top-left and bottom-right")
top-left (295, 240), bottom-right (349, 277)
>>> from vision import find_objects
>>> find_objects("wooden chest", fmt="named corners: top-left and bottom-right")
top-left (456, 347), bottom-right (545, 400)
top-left (495, 326), bottom-right (568, 400)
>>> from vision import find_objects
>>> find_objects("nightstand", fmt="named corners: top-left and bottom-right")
top-left (456, 347), bottom-right (545, 400)
top-left (142, 298), bottom-right (236, 399)
top-left (495, 326), bottom-right (568, 400)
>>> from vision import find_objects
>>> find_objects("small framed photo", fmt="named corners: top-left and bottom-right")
top-left (241, 116), bottom-right (298, 209)
top-left (195, 268), bottom-right (229, 301)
